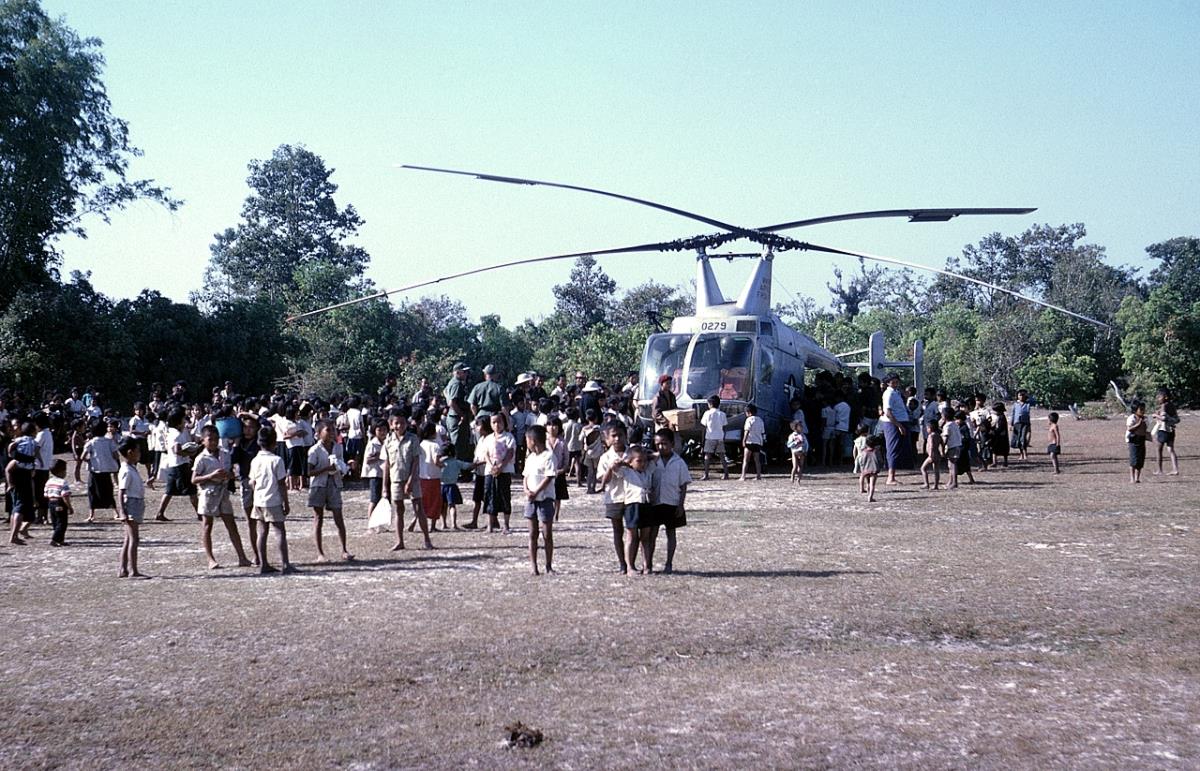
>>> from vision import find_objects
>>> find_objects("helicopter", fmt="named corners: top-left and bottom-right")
top-left (290, 166), bottom-right (1109, 444)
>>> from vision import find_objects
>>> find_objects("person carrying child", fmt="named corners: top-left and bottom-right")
top-left (1151, 389), bottom-right (1181, 476)
top-left (786, 419), bottom-right (808, 483)
top-left (192, 425), bottom-right (253, 570)
top-left (1126, 400), bottom-right (1148, 484)
top-left (5, 421), bottom-right (38, 544)
top-left (581, 409), bottom-right (605, 493)
top-left (522, 424), bottom-right (558, 575)
top-left (989, 403), bottom-right (1010, 468)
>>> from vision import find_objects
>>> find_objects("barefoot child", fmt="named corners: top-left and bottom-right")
top-left (1126, 401), bottom-right (1148, 484)
top-left (116, 438), bottom-right (147, 577)
top-left (547, 416), bottom-right (570, 521)
top-left (1152, 390), bottom-right (1181, 476)
top-left (940, 407), bottom-right (961, 489)
top-left (415, 422), bottom-right (445, 532)
top-left (582, 409), bottom-right (604, 493)
top-left (75, 421), bottom-right (119, 523)
top-left (382, 413), bottom-right (431, 550)
top-left (483, 412), bottom-right (516, 534)
top-left (363, 419), bottom-right (387, 530)
top-left (522, 424), bottom-right (557, 575)
top-left (596, 421), bottom-right (632, 573)
top-left (786, 419), bottom-right (807, 483)
top-left (308, 420), bottom-right (353, 561)
top-left (437, 446), bottom-right (475, 530)
top-left (700, 395), bottom-right (730, 481)
top-left (44, 459), bottom-right (73, 546)
top-left (192, 425), bottom-right (252, 570)
top-left (465, 415), bottom-right (491, 529)
top-left (920, 419), bottom-right (944, 490)
top-left (650, 427), bottom-right (689, 574)
top-left (248, 427), bottom-right (293, 574)
top-left (619, 447), bottom-right (654, 573)
top-left (954, 411), bottom-right (977, 484)
top-left (860, 434), bottom-right (884, 502)
top-left (740, 404), bottom-right (765, 482)
top-left (1047, 411), bottom-right (1062, 474)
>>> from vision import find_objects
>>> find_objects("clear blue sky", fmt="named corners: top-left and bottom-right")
top-left (44, 0), bottom-right (1200, 325)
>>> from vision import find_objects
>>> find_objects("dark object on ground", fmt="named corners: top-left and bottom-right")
top-left (504, 721), bottom-right (544, 748)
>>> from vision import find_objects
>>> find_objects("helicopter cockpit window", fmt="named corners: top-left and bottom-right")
top-left (640, 334), bottom-right (690, 401)
top-left (686, 334), bottom-right (755, 402)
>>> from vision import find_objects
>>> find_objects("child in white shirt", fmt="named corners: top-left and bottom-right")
top-left (116, 439), bottom-right (147, 578)
top-left (740, 404), bottom-right (765, 482)
top-left (248, 427), bottom-right (293, 573)
top-left (786, 420), bottom-right (807, 483)
top-left (75, 421), bottom-right (119, 523)
top-left (700, 395), bottom-right (729, 481)
top-left (193, 425), bottom-right (252, 570)
top-left (522, 424), bottom-right (558, 575)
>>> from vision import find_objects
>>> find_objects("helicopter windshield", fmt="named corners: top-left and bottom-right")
top-left (640, 334), bottom-right (691, 402)
top-left (686, 334), bottom-right (755, 402)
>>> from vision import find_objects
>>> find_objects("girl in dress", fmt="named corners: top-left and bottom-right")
top-left (859, 434), bottom-right (884, 502)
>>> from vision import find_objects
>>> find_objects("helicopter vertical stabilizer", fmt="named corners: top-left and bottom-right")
top-left (734, 250), bottom-right (773, 316)
top-left (695, 251), bottom-right (726, 312)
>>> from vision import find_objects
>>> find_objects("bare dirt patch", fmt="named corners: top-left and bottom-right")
top-left (1, 413), bottom-right (1197, 768)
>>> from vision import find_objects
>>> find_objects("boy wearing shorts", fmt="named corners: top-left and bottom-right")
top-left (192, 425), bottom-right (252, 570)
top-left (522, 425), bottom-right (557, 575)
top-left (650, 428), bottom-right (689, 574)
top-left (383, 413), bottom-right (430, 550)
top-left (116, 438), bottom-right (148, 577)
top-left (700, 395), bottom-right (729, 480)
top-left (248, 427), bottom-right (293, 574)
top-left (308, 421), bottom-right (353, 562)
top-left (740, 404), bottom-right (765, 481)
top-left (597, 421), bottom-right (632, 573)
top-left (45, 459), bottom-right (73, 546)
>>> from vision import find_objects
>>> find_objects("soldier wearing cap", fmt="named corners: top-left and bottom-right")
top-left (468, 364), bottom-right (507, 418)
top-left (444, 363), bottom-right (473, 460)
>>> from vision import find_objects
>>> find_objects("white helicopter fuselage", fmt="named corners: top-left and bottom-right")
top-left (636, 252), bottom-right (846, 444)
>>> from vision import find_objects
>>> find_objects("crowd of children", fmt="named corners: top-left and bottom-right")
top-left (0, 372), bottom-right (1185, 576)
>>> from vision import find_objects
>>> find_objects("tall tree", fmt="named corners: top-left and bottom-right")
top-left (0, 0), bottom-right (179, 308)
top-left (553, 255), bottom-right (616, 334)
top-left (197, 144), bottom-right (369, 313)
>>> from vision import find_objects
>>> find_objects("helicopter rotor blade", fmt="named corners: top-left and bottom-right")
top-left (758, 208), bottom-right (1037, 232)
top-left (285, 238), bottom-right (682, 322)
top-left (401, 165), bottom-right (751, 234)
top-left (796, 240), bottom-right (1111, 329)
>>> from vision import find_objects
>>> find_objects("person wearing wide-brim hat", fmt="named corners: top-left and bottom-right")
top-left (444, 363), bottom-right (473, 460)
top-left (579, 381), bottom-right (604, 423)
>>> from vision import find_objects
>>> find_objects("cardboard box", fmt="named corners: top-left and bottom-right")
top-left (662, 408), bottom-right (697, 432)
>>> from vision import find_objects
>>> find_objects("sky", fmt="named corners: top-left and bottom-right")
top-left (42, 0), bottom-right (1200, 327)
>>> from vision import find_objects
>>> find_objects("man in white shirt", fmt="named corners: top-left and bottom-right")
top-left (33, 414), bottom-right (55, 524)
top-left (650, 427), bottom-right (690, 574)
top-left (879, 373), bottom-right (911, 485)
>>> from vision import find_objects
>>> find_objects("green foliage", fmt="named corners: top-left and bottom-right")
top-left (552, 255), bottom-right (615, 334)
top-left (1013, 348), bottom-right (1097, 407)
top-left (0, 0), bottom-right (179, 308)
top-left (197, 144), bottom-right (368, 313)
top-left (1117, 292), bottom-right (1200, 404)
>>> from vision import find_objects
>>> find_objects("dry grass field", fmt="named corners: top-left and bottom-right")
top-left (1, 412), bottom-right (1197, 769)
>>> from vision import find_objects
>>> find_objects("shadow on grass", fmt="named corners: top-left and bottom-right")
top-left (675, 568), bottom-right (879, 579)
top-left (151, 551), bottom-right (507, 580)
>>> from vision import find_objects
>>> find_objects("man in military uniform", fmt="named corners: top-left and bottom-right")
top-left (444, 362), bottom-right (473, 461)
top-left (468, 364), bottom-right (507, 419)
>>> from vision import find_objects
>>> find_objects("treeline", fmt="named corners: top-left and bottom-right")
top-left (2, 0), bottom-right (1198, 410)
